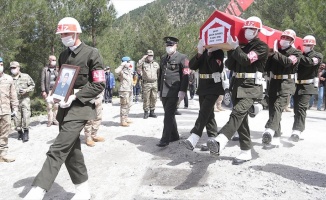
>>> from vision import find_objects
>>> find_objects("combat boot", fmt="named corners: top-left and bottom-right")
top-left (22, 129), bottom-right (29, 143)
top-left (0, 154), bottom-right (15, 162)
top-left (143, 111), bottom-right (149, 119)
top-left (207, 134), bottom-right (228, 155)
top-left (120, 121), bottom-right (129, 127)
top-left (92, 136), bottom-right (105, 142)
top-left (149, 110), bottom-right (157, 118)
top-left (126, 118), bottom-right (133, 123)
top-left (86, 138), bottom-right (95, 147)
top-left (232, 150), bottom-right (252, 165)
top-left (17, 130), bottom-right (23, 140)
top-left (71, 181), bottom-right (91, 200)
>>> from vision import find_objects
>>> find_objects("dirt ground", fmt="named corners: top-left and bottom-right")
top-left (1, 95), bottom-right (326, 200)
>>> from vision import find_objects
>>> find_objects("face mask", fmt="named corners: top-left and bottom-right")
top-left (61, 34), bottom-right (76, 47)
top-left (244, 29), bottom-right (257, 41)
top-left (11, 68), bottom-right (18, 75)
top-left (147, 56), bottom-right (153, 61)
top-left (279, 39), bottom-right (291, 49)
top-left (0, 66), bottom-right (3, 73)
top-left (50, 61), bottom-right (56, 66)
top-left (303, 46), bottom-right (312, 53)
top-left (166, 46), bottom-right (176, 55)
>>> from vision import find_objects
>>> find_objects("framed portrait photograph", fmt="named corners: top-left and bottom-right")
top-left (52, 64), bottom-right (80, 103)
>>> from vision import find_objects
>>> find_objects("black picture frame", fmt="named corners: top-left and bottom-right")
top-left (51, 64), bottom-right (80, 103)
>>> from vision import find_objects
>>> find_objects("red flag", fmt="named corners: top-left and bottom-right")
top-left (230, 0), bottom-right (242, 16)
top-left (236, 0), bottom-right (255, 11)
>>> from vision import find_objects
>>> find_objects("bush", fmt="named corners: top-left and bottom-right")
top-left (31, 97), bottom-right (47, 117)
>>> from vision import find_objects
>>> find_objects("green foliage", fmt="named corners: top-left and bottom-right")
top-left (30, 97), bottom-right (47, 117)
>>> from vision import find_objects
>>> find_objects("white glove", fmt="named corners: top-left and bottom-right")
top-left (273, 40), bottom-right (279, 53)
top-left (178, 91), bottom-right (186, 102)
top-left (121, 61), bottom-right (127, 66)
top-left (11, 111), bottom-right (17, 118)
top-left (142, 55), bottom-right (148, 60)
top-left (59, 95), bottom-right (76, 108)
top-left (46, 95), bottom-right (54, 104)
top-left (197, 39), bottom-right (205, 54)
top-left (227, 31), bottom-right (239, 49)
top-left (312, 57), bottom-right (319, 65)
top-left (208, 47), bottom-right (220, 53)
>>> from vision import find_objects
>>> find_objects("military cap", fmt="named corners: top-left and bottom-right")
top-left (147, 50), bottom-right (154, 56)
top-left (105, 66), bottom-right (110, 70)
top-left (10, 61), bottom-right (20, 68)
top-left (0, 57), bottom-right (3, 62)
top-left (163, 36), bottom-right (179, 45)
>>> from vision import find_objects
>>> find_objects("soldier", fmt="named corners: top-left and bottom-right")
top-left (41, 55), bottom-right (59, 127)
top-left (132, 69), bottom-right (142, 103)
top-left (0, 57), bottom-right (19, 162)
top-left (181, 41), bottom-right (225, 151)
top-left (137, 50), bottom-right (160, 119)
top-left (262, 29), bottom-right (302, 147)
top-left (157, 36), bottom-right (189, 147)
top-left (23, 17), bottom-right (105, 200)
top-left (103, 66), bottom-right (115, 103)
top-left (290, 35), bottom-right (323, 141)
top-left (10, 61), bottom-right (35, 142)
top-left (115, 56), bottom-right (133, 127)
top-left (206, 16), bottom-right (269, 165)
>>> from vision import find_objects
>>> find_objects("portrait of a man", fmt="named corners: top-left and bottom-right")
top-left (54, 72), bottom-right (70, 97)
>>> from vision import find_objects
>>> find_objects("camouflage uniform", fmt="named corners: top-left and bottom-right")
top-left (0, 73), bottom-right (18, 162)
top-left (115, 62), bottom-right (133, 126)
top-left (137, 51), bottom-right (160, 115)
top-left (12, 72), bottom-right (35, 132)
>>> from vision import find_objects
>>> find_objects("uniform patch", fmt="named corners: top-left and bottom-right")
top-left (183, 68), bottom-right (190, 75)
top-left (92, 70), bottom-right (105, 82)
top-left (247, 51), bottom-right (258, 63)
top-left (216, 59), bottom-right (222, 66)
top-left (288, 55), bottom-right (298, 65)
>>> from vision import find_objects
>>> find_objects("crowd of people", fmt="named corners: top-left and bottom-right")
top-left (0, 15), bottom-right (325, 200)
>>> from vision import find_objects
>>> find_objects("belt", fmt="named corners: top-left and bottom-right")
top-left (199, 74), bottom-right (213, 79)
top-left (143, 80), bottom-right (156, 83)
top-left (272, 74), bottom-right (295, 79)
top-left (296, 79), bottom-right (314, 84)
top-left (234, 73), bottom-right (256, 78)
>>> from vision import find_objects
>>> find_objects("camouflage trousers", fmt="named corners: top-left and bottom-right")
top-left (84, 96), bottom-right (103, 138)
top-left (47, 101), bottom-right (58, 123)
top-left (142, 82), bottom-right (157, 111)
top-left (14, 97), bottom-right (31, 131)
top-left (120, 91), bottom-right (132, 123)
top-left (0, 115), bottom-right (11, 156)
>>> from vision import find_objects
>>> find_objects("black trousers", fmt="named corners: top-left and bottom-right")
top-left (160, 97), bottom-right (179, 143)
top-left (292, 92), bottom-right (311, 132)
top-left (191, 94), bottom-right (218, 137)
top-left (265, 94), bottom-right (288, 137)
top-left (189, 85), bottom-right (196, 99)
top-left (33, 120), bottom-right (88, 191)
top-left (219, 97), bottom-right (254, 150)
top-left (104, 88), bottom-right (113, 102)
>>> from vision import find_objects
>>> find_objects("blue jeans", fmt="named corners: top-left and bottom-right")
top-left (317, 86), bottom-right (324, 110)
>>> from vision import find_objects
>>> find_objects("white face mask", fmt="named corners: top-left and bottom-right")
top-left (11, 68), bottom-right (18, 75)
top-left (279, 39), bottom-right (291, 49)
top-left (147, 56), bottom-right (153, 61)
top-left (303, 46), bottom-right (312, 53)
top-left (0, 66), bottom-right (3, 73)
top-left (61, 34), bottom-right (76, 47)
top-left (244, 29), bottom-right (257, 41)
top-left (50, 61), bottom-right (56, 66)
top-left (166, 46), bottom-right (176, 55)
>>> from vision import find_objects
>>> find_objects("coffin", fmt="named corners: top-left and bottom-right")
top-left (199, 10), bottom-right (303, 51)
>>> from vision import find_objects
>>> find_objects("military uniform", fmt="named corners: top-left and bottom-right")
top-left (115, 61), bottom-right (133, 126)
top-left (216, 37), bottom-right (268, 150)
top-left (264, 46), bottom-right (302, 139)
top-left (189, 49), bottom-right (225, 138)
top-left (292, 50), bottom-right (323, 138)
top-left (137, 53), bottom-right (160, 116)
top-left (32, 42), bottom-right (105, 191)
top-left (0, 73), bottom-right (18, 162)
top-left (158, 42), bottom-right (189, 146)
top-left (12, 71), bottom-right (35, 141)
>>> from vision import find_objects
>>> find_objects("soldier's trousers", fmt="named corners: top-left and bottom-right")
top-left (142, 82), bottom-right (157, 111)
top-left (33, 120), bottom-right (88, 191)
top-left (0, 115), bottom-right (11, 156)
top-left (14, 97), bottom-right (31, 130)
top-left (161, 97), bottom-right (179, 143)
top-left (84, 97), bottom-right (103, 138)
top-left (120, 91), bottom-right (132, 123)
top-left (265, 94), bottom-right (288, 137)
top-left (47, 101), bottom-right (58, 123)
top-left (191, 94), bottom-right (218, 137)
top-left (292, 93), bottom-right (311, 132)
top-left (219, 97), bottom-right (254, 150)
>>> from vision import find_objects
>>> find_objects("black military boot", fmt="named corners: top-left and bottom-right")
top-left (22, 129), bottom-right (29, 143)
top-left (17, 130), bottom-right (23, 140)
top-left (143, 111), bottom-right (149, 119)
top-left (149, 110), bottom-right (157, 118)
